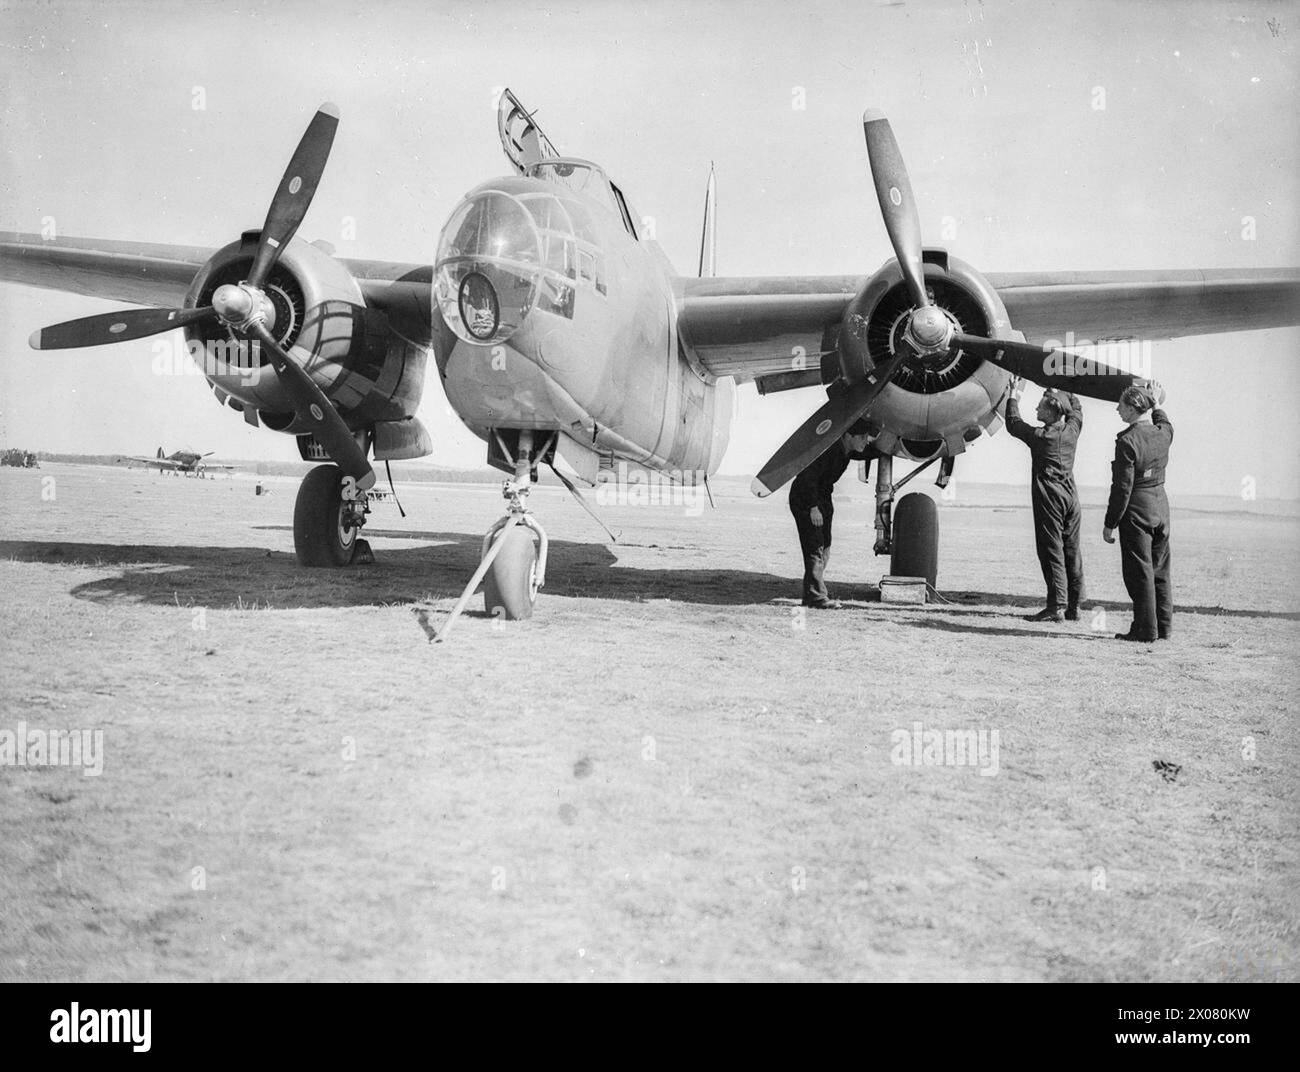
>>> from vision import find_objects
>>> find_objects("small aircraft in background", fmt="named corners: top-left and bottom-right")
top-left (128, 447), bottom-right (235, 479)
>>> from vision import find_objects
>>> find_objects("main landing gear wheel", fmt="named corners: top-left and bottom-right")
top-left (890, 491), bottom-right (939, 591)
top-left (294, 464), bottom-right (358, 567)
top-left (482, 525), bottom-right (540, 620)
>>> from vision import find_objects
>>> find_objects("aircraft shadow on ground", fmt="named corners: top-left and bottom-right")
top-left (2, 538), bottom-right (1295, 621)
top-left (0, 535), bottom-right (793, 611)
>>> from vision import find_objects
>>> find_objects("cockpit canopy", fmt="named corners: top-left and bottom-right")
top-left (434, 191), bottom-right (541, 346)
top-left (528, 158), bottom-right (640, 238)
top-left (526, 160), bottom-right (618, 218)
top-left (434, 150), bottom-right (646, 348)
top-left (434, 181), bottom-right (608, 346)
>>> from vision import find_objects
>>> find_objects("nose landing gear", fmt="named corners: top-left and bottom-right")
top-left (480, 477), bottom-right (548, 621)
top-left (434, 430), bottom-right (550, 642)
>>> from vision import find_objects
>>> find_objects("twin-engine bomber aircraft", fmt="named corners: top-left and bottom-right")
top-left (2, 91), bottom-right (1298, 625)
top-left (130, 447), bottom-right (235, 478)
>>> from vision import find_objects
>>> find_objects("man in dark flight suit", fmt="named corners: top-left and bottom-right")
top-left (789, 423), bottom-right (871, 609)
top-left (1005, 379), bottom-right (1085, 623)
top-left (1104, 382), bottom-right (1173, 642)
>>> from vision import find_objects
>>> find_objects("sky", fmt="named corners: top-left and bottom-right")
top-left (1, 0), bottom-right (1297, 499)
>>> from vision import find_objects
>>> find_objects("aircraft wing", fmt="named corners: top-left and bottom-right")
top-left (984, 268), bottom-right (1300, 343)
top-left (129, 456), bottom-right (185, 470)
top-left (679, 268), bottom-right (1300, 387)
top-left (0, 232), bottom-right (429, 320)
top-left (0, 233), bottom-right (215, 308)
top-left (9, 235), bottom-right (1297, 372)
top-left (677, 276), bottom-right (862, 386)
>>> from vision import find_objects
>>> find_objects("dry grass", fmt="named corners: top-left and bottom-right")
top-left (0, 463), bottom-right (1296, 981)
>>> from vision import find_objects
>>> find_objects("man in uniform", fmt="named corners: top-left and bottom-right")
top-left (1103, 381), bottom-right (1173, 642)
top-left (789, 422), bottom-right (872, 609)
top-left (1005, 379), bottom-right (1085, 623)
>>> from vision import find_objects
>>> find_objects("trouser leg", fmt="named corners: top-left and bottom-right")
top-left (1152, 521), bottom-right (1173, 637)
top-left (1033, 499), bottom-right (1067, 610)
top-left (1119, 517), bottom-right (1157, 639)
top-left (816, 503), bottom-right (835, 600)
top-left (1063, 501), bottom-right (1084, 610)
top-left (793, 501), bottom-right (832, 603)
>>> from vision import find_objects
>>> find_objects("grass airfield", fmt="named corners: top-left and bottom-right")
top-left (0, 462), bottom-right (1296, 982)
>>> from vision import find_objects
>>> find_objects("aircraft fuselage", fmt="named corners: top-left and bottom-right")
top-left (431, 168), bottom-right (734, 479)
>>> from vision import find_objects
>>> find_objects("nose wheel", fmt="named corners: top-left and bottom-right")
top-left (434, 431), bottom-right (550, 642)
top-left (482, 511), bottom-right (545, 621)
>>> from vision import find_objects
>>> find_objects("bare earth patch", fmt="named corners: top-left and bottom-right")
top-left (1, 464), bottom-right (1296, 981)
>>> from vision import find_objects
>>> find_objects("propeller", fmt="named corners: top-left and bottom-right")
top-left (27, 102), bottom-right (374, 490)
top-left (753, 110), bottom-right (941, 496)
top-left (863, 109), bottom-right (927, 312)
top-left (247, 103), bottom-right (339, 289)
top-left (752, 349), bottom-right (907, 497)
top-left (29, 306), bottom-right (215, 350)
top-left (248, 321), bottom-right (374, 488)
top-left (949, 333), bottom-right (1141, 403)
top-left (754, 108), bottom-right (1145, 497)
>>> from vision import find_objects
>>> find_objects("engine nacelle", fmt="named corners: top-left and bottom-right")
top-left (838, 250), bottom-right (1019, 460)
top-left (181, 233), bottom-right (425, 435)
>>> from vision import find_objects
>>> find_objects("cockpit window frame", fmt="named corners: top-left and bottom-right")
top-left (526, 157), bottom-right (639, 239)
top-left (608, 182), bottom-right (639, 240)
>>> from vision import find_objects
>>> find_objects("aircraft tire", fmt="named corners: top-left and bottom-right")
top-left (294, 464), bottom-right (358, 567)
top-left (890, 491), bottom-right (939, 593)
top-left (482, 525), bottom-right (539, 621)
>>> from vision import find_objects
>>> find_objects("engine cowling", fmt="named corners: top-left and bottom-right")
top-left (181, 233), bottom-right (414, 434)
top-left (837, 250), bottom-right (1019, 460)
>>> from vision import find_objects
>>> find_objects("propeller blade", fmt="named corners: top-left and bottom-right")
top-left (28, 306), bottom-right (215, 350)
top-left (751, 350), bottom-right (908, 497)
top-left (863, 109), bottom-right (928, 310)
top-left (951, 333), bottom-right (1141, 403)
top-left (247, 103), bottom-right (340, 289)
top-left (247, 322), bottom-right (376, 490)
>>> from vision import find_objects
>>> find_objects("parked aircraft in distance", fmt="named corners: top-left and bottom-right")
top-left (129, 447), bottom-right (235, 479)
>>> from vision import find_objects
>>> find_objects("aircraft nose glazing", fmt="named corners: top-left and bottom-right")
top-left (433, 190), bottom-right (545, 346)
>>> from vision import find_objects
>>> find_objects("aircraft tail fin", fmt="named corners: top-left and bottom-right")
top-left (156, 447), bottom-right (164, 459)
top-left (698, 163), bottom-right (717, 278)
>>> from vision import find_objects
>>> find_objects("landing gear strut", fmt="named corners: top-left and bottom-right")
top-left (480, 477), bottom-right (548, 621)
top-left (434, 430), bottom-right (550, 642)
top-left (871, 451), bottom-right (953, 591)
top-left (293, 463), bottom-right (371, 567)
